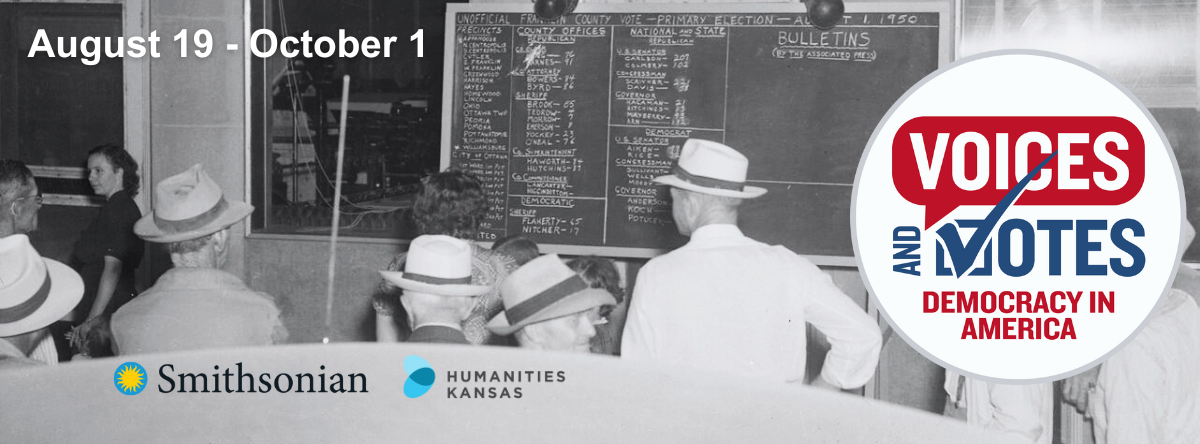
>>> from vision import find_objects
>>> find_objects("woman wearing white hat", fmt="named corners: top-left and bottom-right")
top-left (487, 254), bottom-right (615, 353)
top-left (0, 235), bottom-right (84, 369)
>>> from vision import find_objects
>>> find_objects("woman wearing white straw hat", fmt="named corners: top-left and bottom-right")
top-left (0, 235), bottom-right (84, 369)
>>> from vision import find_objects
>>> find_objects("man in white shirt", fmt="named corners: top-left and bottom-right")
top-left (1062, 221), bottom-right (1200, 443)
top-left (1090, 288), bottom-right (1200, 444)
top-left (943, 371), bottom-right (1054, 444)
top-left (621, 139), bottom-right (883, 389)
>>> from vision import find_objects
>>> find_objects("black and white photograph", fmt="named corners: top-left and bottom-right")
top-left (0, 0), bottom-right (1197, 442)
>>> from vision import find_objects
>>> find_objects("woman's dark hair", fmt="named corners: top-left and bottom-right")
top-left (567, 256), bottom-right (625, 305)
top-left (88, 144), bottom-right (140, 197)
top-left (412, 170), bottom-right (487, 239)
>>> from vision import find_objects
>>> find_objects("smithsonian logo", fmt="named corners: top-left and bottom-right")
top-left (114, 362), bottom-right (146, 395)
top-left (113, 361), bottom-right (368, 395)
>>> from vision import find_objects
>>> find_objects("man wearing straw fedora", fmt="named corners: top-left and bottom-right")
top-left (1, 160), bottom-right (72, 364)
top-left (621, 139), bottom-right (882, 389)
top-left (380, 235), bottom-right (491, 344)
top-left (487, 254), bottom-right (615, 352)
top-left (110, 164), bottom-right (286, 354)
top-left (0, 235), bottom-right (83, 368)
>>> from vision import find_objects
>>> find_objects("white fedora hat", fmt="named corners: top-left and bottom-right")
top-left (0, 235), bottom-right (84, 337)
top-left (653, 139), bottom-right (767, 199)
top-left (487, 254), bottom-right (615, 336)
top-left (135, 164), bottom-right (255, 243)
top-left (379, 235), bottom-right (491, 297)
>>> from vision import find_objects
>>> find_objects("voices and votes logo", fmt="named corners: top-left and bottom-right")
top-left (853, 50), bottom-right (1185, 382)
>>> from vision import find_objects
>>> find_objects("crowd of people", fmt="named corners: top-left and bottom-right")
top-left (1, 139), bottom-right (1197, 443)
top-left (1, 154), bottom-right (286, 361)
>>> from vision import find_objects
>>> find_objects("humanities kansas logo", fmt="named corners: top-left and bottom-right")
top-left (403, 355), bottom-right (435, 398)
top-left (115, 362), bottom-right (147, 395)
top-left (853, 51), bottom-right (1184, 382)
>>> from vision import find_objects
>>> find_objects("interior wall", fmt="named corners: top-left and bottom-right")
top-left (246, 237), bottom-right (402, 343)
top-left (147, 0), bottom-right (247, 281)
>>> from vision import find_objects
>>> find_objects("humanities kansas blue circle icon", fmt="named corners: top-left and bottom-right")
top-left (403, 355), bottom-right (435, 398)
top-left (114, 362), bottom-right (147, 395)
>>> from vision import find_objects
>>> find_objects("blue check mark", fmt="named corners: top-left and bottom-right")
top-left (936, 150), bottom-right (1059, 277)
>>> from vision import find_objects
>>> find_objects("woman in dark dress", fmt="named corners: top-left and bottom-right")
top-left (71, 145), bottom-right (144, 325)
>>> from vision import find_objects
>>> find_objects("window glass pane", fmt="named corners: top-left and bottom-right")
top-left (251, 0), bottom-right (465, 238)
top-left (0, 4), bottom-right (123, 167)
top-left (0, 4), bottom-right (123, 262)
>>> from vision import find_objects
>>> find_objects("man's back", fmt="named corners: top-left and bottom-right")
top-left (1094, 289), bottom-right (1200, 444)
top-left (111, 267), bottom-right (287, 355)
top-left (622, 225), bottom-right (881, 387)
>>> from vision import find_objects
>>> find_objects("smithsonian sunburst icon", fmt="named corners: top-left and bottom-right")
top-left (115, 362), bottom-right (147, 395)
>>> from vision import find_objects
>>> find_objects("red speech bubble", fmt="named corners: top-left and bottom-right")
top-left (892, 116), bottom-right (1145, 229)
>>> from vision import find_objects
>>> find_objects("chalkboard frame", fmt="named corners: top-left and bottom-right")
top-left (440, 2), bottom-right (954, 264)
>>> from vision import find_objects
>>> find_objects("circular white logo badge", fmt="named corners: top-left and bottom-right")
top-left (853, 50), bottom-right (1184, 382)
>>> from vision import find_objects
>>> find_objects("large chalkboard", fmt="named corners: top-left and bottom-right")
top-left (440, 3), bottom-right (951, 260)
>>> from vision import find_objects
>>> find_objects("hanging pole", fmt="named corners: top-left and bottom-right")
top-left (323, 75), bottom-right (351, 344)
